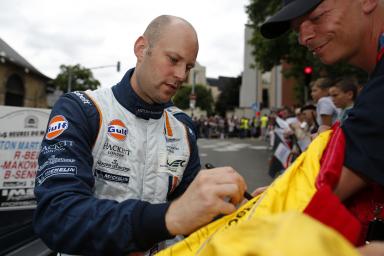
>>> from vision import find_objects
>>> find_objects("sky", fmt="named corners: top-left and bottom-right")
top-left (1, 0), bottom-right (250, 87)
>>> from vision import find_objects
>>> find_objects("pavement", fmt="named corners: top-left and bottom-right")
top-left (197, 137), bottom-right (274, 192)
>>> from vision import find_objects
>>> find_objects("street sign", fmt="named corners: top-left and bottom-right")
top-left (251, 102), bottom-right (259, 112)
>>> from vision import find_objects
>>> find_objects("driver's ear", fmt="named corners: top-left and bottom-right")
top-left (361, 0), bottom-right (378, 14)
top-left (134, 36), bottom-right (147, 61)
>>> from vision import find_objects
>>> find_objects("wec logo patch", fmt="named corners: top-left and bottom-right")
top-left (166, 159), bottom-right (186, 174)
top-left (107, 119), bottom-right (128, 141)
top-left (167, 159), bottom-right (186, 169)
top-left (46, 115), bottom-right (68, 140)
top-left (158, 152), bottom-right (187, 176)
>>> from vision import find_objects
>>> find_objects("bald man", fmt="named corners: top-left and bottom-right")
top-left (34, 15), bottom-right (247, 256)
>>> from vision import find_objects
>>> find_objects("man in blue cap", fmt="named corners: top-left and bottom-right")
top-left (261, 0), bottom-right (384, 252)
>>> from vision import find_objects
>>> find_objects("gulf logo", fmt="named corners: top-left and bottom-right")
top-left (46, 115), bottom-right (68, 140)
top-left (107, 119), bottom-right (128, 141)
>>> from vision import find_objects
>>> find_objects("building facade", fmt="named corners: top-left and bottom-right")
top-left (239, 25), bottom-right (297, 117)
top-left (0, 38), bottom-right (51, 108)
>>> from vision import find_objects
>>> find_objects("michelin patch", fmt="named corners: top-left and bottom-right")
top-left (36, 166), bottom-right (77, 185)
top-left (95, 169), bottom-right (130, 184)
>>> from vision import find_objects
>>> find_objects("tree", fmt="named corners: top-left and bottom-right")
top-left (246, 0), bottom-right (368, 103)
top-left (173, 84), bottom-right (214, 115)
top-left (215, 76), bottom-right (241, 116)
top-left (53, 64), bottom-right (101, 92)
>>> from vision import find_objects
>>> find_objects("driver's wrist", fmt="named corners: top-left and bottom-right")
top-left (165, 200), bottom-right (183, 236)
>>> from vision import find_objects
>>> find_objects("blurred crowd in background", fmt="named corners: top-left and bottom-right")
top-left (192, 76), bottom-right (361, 179)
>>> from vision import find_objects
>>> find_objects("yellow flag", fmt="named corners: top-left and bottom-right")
top-left (157, 130), bottom-right (356, 255)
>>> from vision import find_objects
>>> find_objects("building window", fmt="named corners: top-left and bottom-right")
top-left (5, 74), bottom-right (24, 106)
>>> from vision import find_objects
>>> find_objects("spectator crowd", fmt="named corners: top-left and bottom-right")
top-left (190, 76), bottom-right (361, 180)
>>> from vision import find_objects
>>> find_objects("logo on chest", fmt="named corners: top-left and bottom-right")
top-left (167, 159), bottom-right (186, 170)
top-left (158, 152), bottom-right (187, 177)
top-left (107, 119), bottom-right (128, 141)
top-left (102, 142), bottom-right (130, 158)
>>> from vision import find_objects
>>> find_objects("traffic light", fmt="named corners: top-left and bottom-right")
top-left (303, 66), bottom-right (313, 86)
top-left (116, 61), bottom-right (121, 72)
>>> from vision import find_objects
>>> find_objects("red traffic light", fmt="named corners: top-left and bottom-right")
top-left (304, 66), bottom-right (313, 74)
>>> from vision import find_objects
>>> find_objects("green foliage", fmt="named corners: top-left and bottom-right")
top-left (215, 76), bottom-right (241, 116)
top-left (173, 84), bottom-right (214, 115)
top-left (172, 86), bottom-right (190, 109)
top-left (246, 0), bottom-right (368, 103)
top-left (53, 64), bottom-right (101, 92)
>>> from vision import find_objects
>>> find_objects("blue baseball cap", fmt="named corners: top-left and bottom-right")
top-left (260, 0), bottom-right (323, 39)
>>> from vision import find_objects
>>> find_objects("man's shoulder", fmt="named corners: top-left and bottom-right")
top-left (166, 106), bottom-right (185, 115)
top-left (358, 74), bottom-right (384, 103)
top-left (50, 91), bottom-right (94, 114)
top-left (165, 106), bottom-right (197, 140)
top-left (55, 91), bottom-right (100, 125)
top-left (69, 91), bottom-right (95, 106)
top-left (165, 106), bottom-right (192, 123)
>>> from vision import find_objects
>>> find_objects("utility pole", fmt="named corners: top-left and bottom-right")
top-left (189, 70), bottom-right (198, 117)
top-left (67, 67), bottom-right (72, 93)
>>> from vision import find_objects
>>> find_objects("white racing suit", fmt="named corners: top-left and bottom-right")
top-left (33, 68), bottom-right (200, 256)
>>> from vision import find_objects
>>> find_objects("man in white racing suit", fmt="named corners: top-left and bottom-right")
top-left (33, 15), bottom-right (248, 256)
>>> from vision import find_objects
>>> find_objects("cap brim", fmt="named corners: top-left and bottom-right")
top-left (260, 0), bottom-right (323, 39)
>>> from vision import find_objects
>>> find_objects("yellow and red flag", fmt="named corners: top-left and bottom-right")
top-left (157, 125), bottom-right (367, 256)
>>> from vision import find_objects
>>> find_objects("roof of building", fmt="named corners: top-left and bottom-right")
top-left (207, 76), bottom-right (241, 91)
top-left (206, 77), bottom-right (220, 87)
top-left (0, 37), bottom-right (51, 80)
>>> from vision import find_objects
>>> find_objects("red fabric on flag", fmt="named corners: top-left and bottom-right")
top-left (316, 122), bottom-right (345, 189)
top-left (304, 186), bottom-right (362, 245)
top-left (305, 123), bottom-right (362, 245)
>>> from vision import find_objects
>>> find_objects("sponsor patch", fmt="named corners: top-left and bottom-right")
top-left (107, 119), bottom-right (128, 141)
top-left (167, 159), bottom-right (186, 171)
top-left (73, 91), bottom-right (92, 105)
top-left (166, 145), bottom-right (180, 154)
top-left (165, 137), bottom-right (181, 143)
top-left (96, 159), bottom-right (130, 172)
top-left (102, 142), bottom-right (130, 158)
top-left (95, 169), bottom-right (130, 184)
top-left (40, 140), bottom-right (74, 155)
top-left (36, 166), bottom-right (77, 185)
top-left (46, 115), bottom-right (68, 140)
top-left (38, 155), bottom-right (76, 172)
top-left (158, 152), bottom-right (187, 177)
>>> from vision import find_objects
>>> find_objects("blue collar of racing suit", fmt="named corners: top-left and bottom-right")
top-left (111, 68), bottom-right (172, 120)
